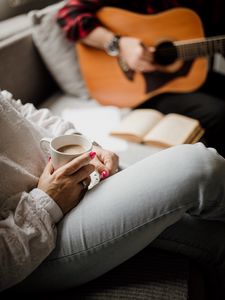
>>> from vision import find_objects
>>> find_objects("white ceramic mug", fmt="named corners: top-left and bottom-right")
top-left (40, 134), bottom-right (100, 189)
top-left (40, 134), bottom-right (93, 170)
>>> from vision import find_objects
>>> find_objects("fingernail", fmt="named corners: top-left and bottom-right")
top-left (48, 156), bottom-right (51, 161)
top-left (89, 151), bottom-right (96, 159)
top-left (100, 170), bottom-right (109, 179)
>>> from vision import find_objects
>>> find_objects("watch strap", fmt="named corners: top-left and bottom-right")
top-left (105, 35), bottom-right (121, 57)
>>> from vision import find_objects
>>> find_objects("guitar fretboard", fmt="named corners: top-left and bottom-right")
top-left (175, 36), bottom-right (225, 60)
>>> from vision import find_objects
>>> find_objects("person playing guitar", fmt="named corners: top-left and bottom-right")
top-left (57, 0), bottom-right (225, 158)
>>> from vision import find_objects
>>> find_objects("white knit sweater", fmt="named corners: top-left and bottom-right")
top-left (0, 91), bottom-right (79, 291)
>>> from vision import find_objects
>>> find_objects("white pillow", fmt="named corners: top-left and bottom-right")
top-left (29, 1), bottom-right (90, 99)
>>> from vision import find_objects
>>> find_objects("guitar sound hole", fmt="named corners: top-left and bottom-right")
top-left (154, 41), bottom-right (178, 66)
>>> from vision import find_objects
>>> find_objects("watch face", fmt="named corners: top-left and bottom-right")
top-left (106, 35), bottom-right (120, 56)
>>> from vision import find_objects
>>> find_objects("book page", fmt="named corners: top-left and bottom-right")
top-left (187, 127), bottom-right (205, 144)
top-left (143, 113), bottom-right (201, 147)
top-left (110, 109), bottom-right (164, 142)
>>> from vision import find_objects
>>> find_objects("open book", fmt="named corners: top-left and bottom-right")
top-left (110, 109), bottom-right (204, 148)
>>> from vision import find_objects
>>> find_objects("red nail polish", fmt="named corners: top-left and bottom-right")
top-left (89, 151), bottom-right (96, 159)
top-left (100, 170), bottom-right (109, 179)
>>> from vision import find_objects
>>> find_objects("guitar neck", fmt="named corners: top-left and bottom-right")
top-left (175, 35), bottom-right (225, 60)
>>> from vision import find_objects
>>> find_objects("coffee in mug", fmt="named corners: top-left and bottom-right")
top-left (57, 144), bottom-right (86, 155)
top-left (40, 134), bottom-right (93, 169)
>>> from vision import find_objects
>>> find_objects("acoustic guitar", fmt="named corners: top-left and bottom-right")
top-left (76, 7), bottom-right (225, 108)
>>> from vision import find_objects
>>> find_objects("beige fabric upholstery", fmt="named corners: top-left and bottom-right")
top-left (0, 31), bottom-right (57, 104)
top-left (29, 1), bottom-right (89, 99)
top-left (0, 0), bottom-right (60, 21)
top-left (0, 14), bottom-right (29, 41)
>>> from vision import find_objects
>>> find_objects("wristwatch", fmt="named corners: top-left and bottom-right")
top-left (105, 35), bottom-right (121, 57)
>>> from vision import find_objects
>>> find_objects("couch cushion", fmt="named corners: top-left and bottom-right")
top-left (0, 31), bottom-right (57, 105)
top-left (28, 1), bottom-right (90, 99)
top-left (0, 14), bottom-right (30, 41)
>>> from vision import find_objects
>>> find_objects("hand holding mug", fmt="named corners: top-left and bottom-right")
top-left (38, 151), bottom-right (95, 214)
top-left (40, 134), bottom-right (100, 189)
top-left (91, 145), bottom-right (119, 179)
top-left (38, 134), bottom-right (99, 214)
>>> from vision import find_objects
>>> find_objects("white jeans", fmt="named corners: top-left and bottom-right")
top-left (17, 143), bottom-right (225, 291)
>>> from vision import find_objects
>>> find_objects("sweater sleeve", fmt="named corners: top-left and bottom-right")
top-left (56, 0), bottom-right (109, 41)
top-left (2, 90), bottom-right (79, 136)
top-left (0, 188), bottom-right (63, 291)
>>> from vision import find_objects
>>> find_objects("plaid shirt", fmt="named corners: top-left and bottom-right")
top-left (57, 0), bottom-right (223, 41)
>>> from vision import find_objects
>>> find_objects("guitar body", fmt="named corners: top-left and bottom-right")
top-left (76, 7), bottom-right (208, 107)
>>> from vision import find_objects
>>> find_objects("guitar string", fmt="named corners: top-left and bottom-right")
top-left (154, 38), bottom-right (225, 61)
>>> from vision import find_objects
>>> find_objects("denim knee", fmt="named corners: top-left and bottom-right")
top-left (179, 142), bottom-right (225, 187)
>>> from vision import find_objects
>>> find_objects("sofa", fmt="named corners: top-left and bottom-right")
top-left (1, 1), bottom-right (225, 299)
